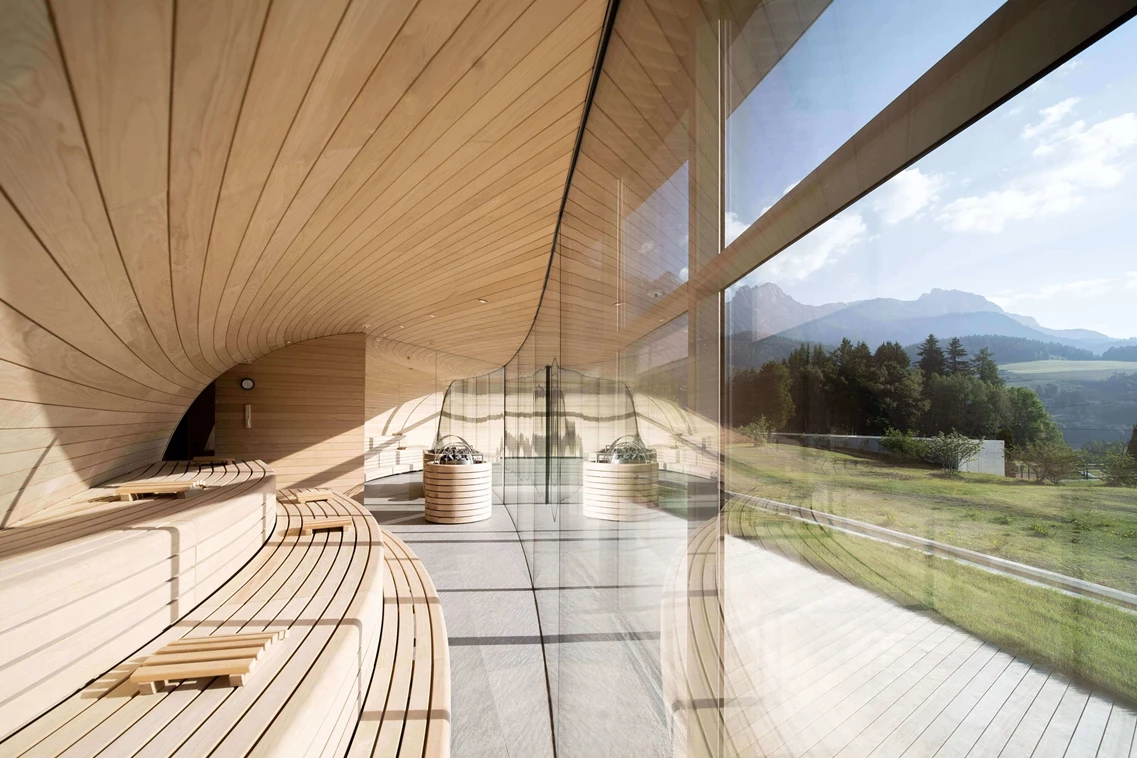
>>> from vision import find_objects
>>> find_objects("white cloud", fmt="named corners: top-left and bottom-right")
top-left (1022, 97), bottom-right (1079, 142)
top-left (940, 112), bottom-right (1137, 233)
top-left (746, 211), bottom-right (867, 284)
top-left (871, 168), bottom-right (947, 224)
top-left (782, 181), bottom-right (799, 196)
top-left (724, 211), bottom-right (750, 246)
top-left (990, 277), bottom-right (1117, 309)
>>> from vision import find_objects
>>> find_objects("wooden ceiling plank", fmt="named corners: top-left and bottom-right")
top-left (220, 0), bottom-right (510, 360)
top-left (207, 0), bottom-right (421, 372)
top-left (266, 37), bottom-right (598, 333)
top-left (0, 195), bottom-right (191, 398)
top-left (254, 113), bottom-right (582, 357)
top-left (263, 91), bottom-right (588, 343)
top-left (263, 0), bottom-right (600, 315)
top-left (0, 301), bottom-right (194, 409)
top-left (51, 0), bottom-right (211, 387)
top-left (265, 137), bottom-right (577, 352)
top-left (237, 0), bottom-right (597, 361)
top-left (168, 0), bottom-right (271, 376)
top-left (197, 0), bottom-right (352, 373)
top-left (0, 0), bottom-right (197, 392)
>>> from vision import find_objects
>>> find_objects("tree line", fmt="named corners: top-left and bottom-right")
top-left (730, 334), bottom-right (1058, 446)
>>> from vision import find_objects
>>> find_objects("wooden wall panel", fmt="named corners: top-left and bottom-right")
top-left (215, 334), bottom-right (364, 493)
top-left (0, 0), bottom-right (608, 523)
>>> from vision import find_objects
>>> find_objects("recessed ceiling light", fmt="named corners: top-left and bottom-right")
top-left (477, 298), bottom-right (488, 304)
top-left (399, 325), bottom-right (404, 329)
top-left (429, 314), bottom-right (435, 318)
top-left (613, 301), bottom-right (624, 306)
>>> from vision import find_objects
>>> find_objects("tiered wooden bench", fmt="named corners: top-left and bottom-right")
top-left (0, 461), bottom-right (276, 740)
top-left (345, 527), bottom-right (450, 757)
top-left (1, 487), bottom-right (450, 758)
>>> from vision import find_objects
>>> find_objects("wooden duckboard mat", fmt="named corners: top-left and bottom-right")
top-left (131, 630), bottom-right (288, 694)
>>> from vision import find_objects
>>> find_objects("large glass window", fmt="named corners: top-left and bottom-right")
top-left (725, 16), bottom-right (1137, 715)
top-left (725, 0), bottom-right (1003, 243)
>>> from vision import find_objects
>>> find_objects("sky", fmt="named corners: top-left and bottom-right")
top-left (724, 0), bottom-right (1137, 339)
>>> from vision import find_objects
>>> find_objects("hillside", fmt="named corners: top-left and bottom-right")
top-left (1103, 345), bottom-right (1137, 361)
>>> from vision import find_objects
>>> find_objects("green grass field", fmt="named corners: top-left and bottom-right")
top-left (1000, 359), bottom-right (1137, 381)
top-left (724, 500), bottom-right (1137, 705)
top-left (725, 442), bottom-right (1137, 592)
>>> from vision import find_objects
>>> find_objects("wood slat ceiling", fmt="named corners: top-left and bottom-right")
top-left (0, 0), bottom-right (608, 523)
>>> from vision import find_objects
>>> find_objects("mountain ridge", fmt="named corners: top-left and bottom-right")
top-left (726, 283), bottom-right (1133, 354)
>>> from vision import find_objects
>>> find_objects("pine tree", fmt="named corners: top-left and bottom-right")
top-left (946, 337), bottom-right (970, 375)
top-left (1128, 424), bottom-right (1137, 459)
top-left (916, 334), bottom-right (945, 380)
top-left (973, 346), bottom-right (1002, 385)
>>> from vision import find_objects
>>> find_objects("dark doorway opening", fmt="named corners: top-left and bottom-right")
top-left (164, 381), bottom-right (216, 461)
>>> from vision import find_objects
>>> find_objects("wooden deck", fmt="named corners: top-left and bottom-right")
top-left (663, 516), bottom-right (1137, 757)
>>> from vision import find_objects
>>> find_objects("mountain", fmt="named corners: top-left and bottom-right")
top-left (726, 284), bottom-right (1129, 356)
top-left (1005, 314), bottom-right (1129, 354)
top-left (726, 282), bottom-right (844, 338)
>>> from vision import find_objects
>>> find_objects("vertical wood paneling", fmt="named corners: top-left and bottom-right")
top-left (215, 334), bottom-right (364, 492)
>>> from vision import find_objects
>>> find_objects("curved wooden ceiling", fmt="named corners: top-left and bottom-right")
top-left (0, 0), bottom-right (607, 522)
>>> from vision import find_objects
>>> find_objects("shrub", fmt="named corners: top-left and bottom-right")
top-left (1030, 522), bottom-right (1052, 537)
top-left (1102, 452), bottom-right (1137, 487)
top-left (739, 417), bottom-right (773, 446)
top-left (880, 428), bottom-right (928, 460)
top-left (1018, 439), bottom-right (1082, 484)
top-left (922, 431), bottom-right (984, 476)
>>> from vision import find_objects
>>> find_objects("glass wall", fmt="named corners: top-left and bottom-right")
top-left (437, 1), bottom-right (1137, 755)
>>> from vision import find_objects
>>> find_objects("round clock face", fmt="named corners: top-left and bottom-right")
top-left (240, 378), bottom-right (255, 391)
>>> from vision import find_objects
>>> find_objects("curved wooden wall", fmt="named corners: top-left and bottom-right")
top-left (215, 334), bottom-right (364, 492)
top-left (0, 0), bottom-right (608, 524)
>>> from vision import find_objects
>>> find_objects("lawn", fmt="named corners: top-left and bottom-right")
top-left (725, 442), bottom-right (1137, 593)
top-left (724, 500), bottom-right (1137, 706)
top-left (1001, 359), bottom-right (1137, 381)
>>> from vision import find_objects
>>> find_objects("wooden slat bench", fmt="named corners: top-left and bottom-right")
top-left (0, 461), bottom-right (276, 740)
top-left (345, 529), bottom-right (451, 757)
top-left (1, 488), bottom-right (451, 757)
top-left (0, 490), bottom-right (386, 757)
